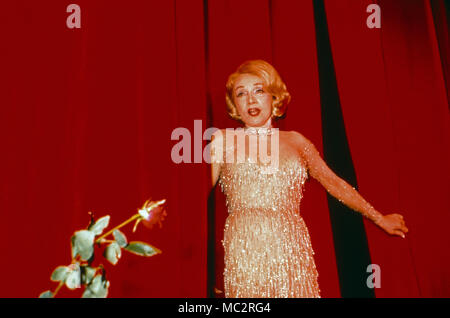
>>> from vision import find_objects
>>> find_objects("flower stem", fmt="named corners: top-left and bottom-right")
top-left (95, 213), bottom-right (141, 244)
top-left (53, 281), bottom-right (64, 298)
top-left (98, 239), bottom-right (115, 244)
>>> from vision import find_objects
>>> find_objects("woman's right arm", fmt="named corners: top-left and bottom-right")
top-left (210, 130), bottom-right (224, 187)
top-left (211, 161), bottom-right (221, 187)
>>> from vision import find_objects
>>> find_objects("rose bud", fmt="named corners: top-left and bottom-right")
top-left (138, 199), bottom-right (167, 230)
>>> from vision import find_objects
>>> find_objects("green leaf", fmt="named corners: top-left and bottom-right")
top-left (50, 266), bottom-right (69, 282)
top-left (124, 241), bottom-right (161, 257)
top-left (81, 266), bottom-right (96, 285)
top-left (39, 290), bottom-right (53, 298)
top-left (71, 230), bottom-right (95, 261)
top-left (82, 275), bottom-right (109, 298)
top-left (81, 289), bottom-right (95, 298)
top-left (113, 229), bottom-right (128, 248)
top-left (65, 263), bottom-right (81, 290)
top-left (89, 275), bottom-right (102, 294)
top-left (88, 215), bottom-right (110, 235)
top-left (104, 242), bottom-right (121, 265)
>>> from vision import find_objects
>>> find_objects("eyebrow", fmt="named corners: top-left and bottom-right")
top-left (234, 83), bottom-right (264, 91)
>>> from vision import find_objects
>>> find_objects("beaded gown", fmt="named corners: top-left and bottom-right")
top-left (218, 156), bottom-right (321, 298)
top-left (213, 130), bottom-right (321, 298)
top-left (212, 129), bottom-right (383, 298)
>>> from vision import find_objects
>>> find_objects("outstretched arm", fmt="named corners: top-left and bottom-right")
top-left (293, 132), bottom-right (408, 238)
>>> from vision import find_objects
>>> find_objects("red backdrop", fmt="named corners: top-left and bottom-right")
top-left (0, 0), bottom-right (448, 297)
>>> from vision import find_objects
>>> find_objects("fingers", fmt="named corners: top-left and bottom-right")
top-left (396, 214), bottom-right (408, 233)
top-left (397, 220), bottom-right (408, 233)
top-left (395, 214), bottom-right (405, 222)
top-left (393, 223), bottom-right (408, 238)
top-left (383, 213), bottom-right (409, 238)
top-left (401, 224), bottom-right (409, 233)
top-left (393, 229), bottom-right (406, 238)
top-left (400, 219), bottom-right (408, 233)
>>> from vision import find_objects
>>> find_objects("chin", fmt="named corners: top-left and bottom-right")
top-left (243, 117), bottom-right (271, 127)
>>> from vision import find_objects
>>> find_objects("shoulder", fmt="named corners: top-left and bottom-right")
top-left (284, 130), bottom-right (319, 158)
top-left (211, 129), bottom-right (226, 143)
top-left (285, 130), bottom-right (313, 147)
top-left (210, 129), bottom-right (226, 163)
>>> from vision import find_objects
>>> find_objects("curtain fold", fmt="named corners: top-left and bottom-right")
top-left (0, 0), bottom-right (447, 297)
top-left (270, 0), bottom-right (341, 298)
top-left (324, 0), bottom-right (450, 297)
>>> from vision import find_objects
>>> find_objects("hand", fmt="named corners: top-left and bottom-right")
top-left (375, 214), bottom-right (408, 238)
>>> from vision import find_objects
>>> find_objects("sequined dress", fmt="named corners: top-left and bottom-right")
top-left (218, 157), bottom-right (321, 298)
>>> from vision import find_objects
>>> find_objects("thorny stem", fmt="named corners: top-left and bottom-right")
top-left (48, 201), bottom-right (164, 298)
top-left (52, 281), bottom-right (64, 298)
top-left (95, 213), bottom-right (141, 244)
top-left (98, 239), bottom-right (116, 244)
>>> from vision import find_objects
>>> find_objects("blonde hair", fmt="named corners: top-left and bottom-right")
top-left (225, 60), bottom-right (291, 121)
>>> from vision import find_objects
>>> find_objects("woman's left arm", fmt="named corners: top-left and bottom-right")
top-left (293, 132), bottom-right (408, 238)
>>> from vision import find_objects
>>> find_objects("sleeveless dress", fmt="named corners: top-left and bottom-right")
top-left (218, 156), bottom-right (321, 298)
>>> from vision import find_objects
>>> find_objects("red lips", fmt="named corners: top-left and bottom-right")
top-left (247, 108), bottom-right (261, 116)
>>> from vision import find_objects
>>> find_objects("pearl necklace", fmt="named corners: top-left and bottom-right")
top-left (244, 126), bottom-right (274, 136)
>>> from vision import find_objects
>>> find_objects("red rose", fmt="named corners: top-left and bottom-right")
top-left (138, 199), bottom-right (167, 230)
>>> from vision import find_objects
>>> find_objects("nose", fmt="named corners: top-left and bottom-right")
top-left (248, 93), bottom-right (256, 104)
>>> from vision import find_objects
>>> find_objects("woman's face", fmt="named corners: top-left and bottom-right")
top-left (233, 74), bottom-right (273, 128)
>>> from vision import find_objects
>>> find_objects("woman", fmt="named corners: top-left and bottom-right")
top-left (210, 60), bottom-right (408, 298)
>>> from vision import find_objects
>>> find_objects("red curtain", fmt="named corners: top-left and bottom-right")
top-left (324, 0), bottom-right (450, 297)
top-left (0, 0), bottom-right (448, 298)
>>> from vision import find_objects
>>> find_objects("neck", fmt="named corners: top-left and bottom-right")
top-left (245, 118), bottom-right (272, 129)
top-left (243, 118), bottom-right (274, 136)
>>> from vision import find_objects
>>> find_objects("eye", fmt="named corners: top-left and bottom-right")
top-left (255, 88), bottom-right (264, 94)
top-left (236, 91), bottom-right (245, 97)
